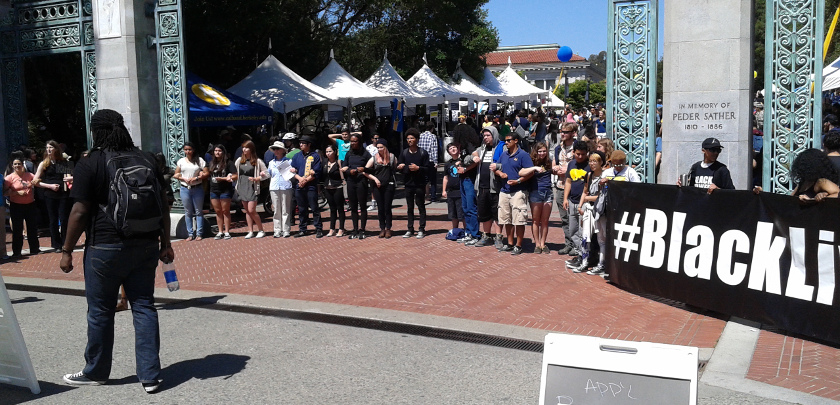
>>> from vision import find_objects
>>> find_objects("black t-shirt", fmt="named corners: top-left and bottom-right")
top-left (830, 155), bottom-right (840, 173)
top-left (342, 149), bottom-right (372, 182)
top-left (71, 149), bottom-right (164, 245)
top-left (399, 147), bottom-right (430, 187)
top-left (477, 148), bottom-right (495, 189)
top-left (566, 159), bottom-right (591, 204)
top-left (688, 161), bottom-right (735, 190)
top-left (444, 159), bottom-right (462, 192)
top-left (208, 161), bottom-right (236, 194)
top-left (458, 151), bottom-right (477, 182)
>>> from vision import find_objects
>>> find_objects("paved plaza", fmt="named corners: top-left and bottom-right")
top-left (2, 200), bottom-right (839, 403)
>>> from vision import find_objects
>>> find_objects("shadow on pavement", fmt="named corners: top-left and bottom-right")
top-left (1, 381), bottom-right (76, 404)
top-left (10, 296), bottom-right (45, 304)
top-left (157, 295), bottom-right (227, 311)
top-left (158, 354), bottom-right (251, 391)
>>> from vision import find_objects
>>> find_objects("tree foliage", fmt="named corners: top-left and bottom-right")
top-left (554, 79), bottom-right (606, 108)
top-left (183, 0), bottom-right (499, 89)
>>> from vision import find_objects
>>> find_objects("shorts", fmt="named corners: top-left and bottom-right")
top-left (498, 191), bottom-right (528, 226)
top-left (447, 195), bottom-right (464, 220)
top-left (529, 189), bottom-right (553, 204)
top-left (476, 188), bottom-right (498, 223)
top-left (210, 191), bottom-right (232, 200)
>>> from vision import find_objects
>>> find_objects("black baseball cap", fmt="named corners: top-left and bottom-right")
top-left (702, 138), bottom-right (723, 149)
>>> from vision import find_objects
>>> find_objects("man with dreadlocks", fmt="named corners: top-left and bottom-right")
top-left (59, 109), bottom-right (172, 393)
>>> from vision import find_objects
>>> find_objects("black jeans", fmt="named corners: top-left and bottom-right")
top-left (346, 179), bottom-right (368, 231)
top-left (295, 187), bottom-right (322, 231)
top-left (372, 182), bottom-right (395, 230)
top-left (427, 165), bottom-right (438, 200)
top-left (44, 195), bottom-right (70, 249)
top-left (325, 187), bottom-right (345, 231)
top-left (404, 185), bottom-right (426, 232)
top-left (9, 202), bottom-right (39, 256)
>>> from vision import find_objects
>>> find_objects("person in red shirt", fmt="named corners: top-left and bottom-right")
top-left (3, 157), bottom-right (40, 257)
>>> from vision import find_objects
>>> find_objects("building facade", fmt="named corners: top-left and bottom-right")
top-left (484, 44), bottom-right (605, 92)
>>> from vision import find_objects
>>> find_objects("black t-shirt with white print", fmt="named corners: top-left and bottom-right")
top-left (688, 161), bottom-right (735, 190)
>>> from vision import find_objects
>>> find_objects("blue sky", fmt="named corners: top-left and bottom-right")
top-left (484, 0), bottom-right (665, 58)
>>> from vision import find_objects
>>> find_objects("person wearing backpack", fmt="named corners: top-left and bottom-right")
top-left (59, 109), bottom-right (173, 394)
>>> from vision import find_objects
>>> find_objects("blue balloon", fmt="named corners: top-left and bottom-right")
top-left (557, 46), bottom-right (573, 62)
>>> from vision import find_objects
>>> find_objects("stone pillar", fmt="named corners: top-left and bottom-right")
top-left (92, 0), bottom-right (160, 151)
top-left (661, 0), bottom-right (754, 189)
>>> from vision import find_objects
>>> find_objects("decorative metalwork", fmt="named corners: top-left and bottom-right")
top-left (82, 0), bottom-right (92, 16)
top-left (0, 31), bottom-right (16, 54)
top-left (1, 57), bottom-right (27, 151)
top-left (0, 10), bottom-right (15, 27)
top-left (155, 0), bottom-right (187, 209)
top-left (159, 12), bottom-right (178, 38)
top-left (19, 24), bottom-right (81, 52)
top-left (82, 49), bottom-right (97, 146)
top-left (16, 2), bottom-right (79, 25)
top-left (763, 0), bottom-right (825, 194)
top-left (607, 0), bottom-right (659, 183)
top-left (83, 21), bottom-right (92, 45)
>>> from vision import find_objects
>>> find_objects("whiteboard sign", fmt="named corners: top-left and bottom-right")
top-left (0, 274), bottom-right (40, 394)
top-left (539, 334), bottom-right (696, 405)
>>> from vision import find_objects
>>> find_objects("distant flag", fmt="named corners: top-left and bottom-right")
top-left (422, 52), bottom-right (428, 65)
top-left (391, 98), bottom-right (404, 133)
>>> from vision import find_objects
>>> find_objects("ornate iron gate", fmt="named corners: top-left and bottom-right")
top-left (0, 0), bottom-right (97, 150)
top-left (607, 0), bottom-right (659, 183)
top-left (763, 0), bottom-right (825, 194)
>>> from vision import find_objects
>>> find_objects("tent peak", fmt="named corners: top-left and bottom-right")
top-left (330, 49), bottom-right (334, 59)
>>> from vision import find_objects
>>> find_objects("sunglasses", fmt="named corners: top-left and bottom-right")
top-left (706, 148), bottom-right (721, 153)
top-left (561, 130), bottom-right (575, 134)
top-left (504, 139), bottom-right (515, 143)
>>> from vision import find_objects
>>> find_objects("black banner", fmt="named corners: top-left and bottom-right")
top-left (605, 182), bottom-right (840, 343)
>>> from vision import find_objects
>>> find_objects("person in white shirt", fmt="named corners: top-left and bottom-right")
top-left (600, 150), bottom-right (642, 183)
top-left (173, 142), bottom-right (208, 240)
top-left (262, 141), bottom-right (294, 238)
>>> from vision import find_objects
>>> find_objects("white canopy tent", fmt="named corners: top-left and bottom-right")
top-left (452, 64), bottom-right (501, 101)
top-left (496, 65), bottom-right (549, 102)
top-left (406, 63), bottom-right (471, 104)
top-left (479, 67), bottom-right (511, 100)
top-left (823, 55), bottom-right (840, 91)
top-left (364, 54), bottom-right (437, 109)
top-left (228, 55), bottom-right (337, 114)
top-left (311, 51), bottom-right (391, 105)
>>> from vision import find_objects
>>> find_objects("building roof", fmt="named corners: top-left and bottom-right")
top-left (484, 44), bottom-right (586, 66)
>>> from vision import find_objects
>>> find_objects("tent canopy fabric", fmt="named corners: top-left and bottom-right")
top-left (228, 55), bottom-right (337, 113)
top-left (187, 72), bottom-right (273, 127)
top-left (451, 66), bottom-right (497, 100)
top-left (364, 56), bottom-right (438, 107)
top-left (480, 67), bottom-right (511, 99)
top-left (496, 66), bottom-right (548, 101)
top-left (406, 64), bottom-right (471, 102)
top-left (311, 57), bottom-right (391, 105)
top-left (824, 55), bottom-right (840, 91)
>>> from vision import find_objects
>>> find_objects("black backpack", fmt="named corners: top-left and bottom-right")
top-left (101, 149), bottom-right (164, 238)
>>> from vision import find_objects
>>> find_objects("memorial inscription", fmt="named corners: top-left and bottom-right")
top-left (671, 101), bottom-right (737, 132)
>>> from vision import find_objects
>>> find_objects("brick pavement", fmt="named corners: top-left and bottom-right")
top-left (3, 201), bottom-right (840, 401)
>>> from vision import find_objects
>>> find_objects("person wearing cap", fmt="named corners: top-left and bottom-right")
top-left (262, 141), bottom-right (294, 238)
top-left (494, 132), bottom-right (534, 255)
top-left (282, 132), bottom-right (301, 159)
top-left (398, 128), bottom-right (430, 238)
top-left (290, 135), bottom-right (323, 238)
top-left (678, 137), bottom-right (734, 194)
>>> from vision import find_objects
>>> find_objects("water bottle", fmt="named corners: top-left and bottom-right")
top-left (162, 261), bottom-right (180, 292)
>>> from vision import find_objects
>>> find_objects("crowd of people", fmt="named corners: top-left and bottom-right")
top-left (4, 103), bottom-right (839, 274)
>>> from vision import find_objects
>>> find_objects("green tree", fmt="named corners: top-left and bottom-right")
top-left (183, 0), bottom-right (498, 89)
top-left (555, 79), bottom-right (606, 108)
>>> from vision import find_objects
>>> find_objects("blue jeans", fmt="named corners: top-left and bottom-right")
top-left (83, 240), bottom-right (161, 383)
top-left (460, 178), bottom-right (479, 238)
top-left (296, 187), bottom-right (322, 231)
top-left (180, 186), bottom-right (205, 236)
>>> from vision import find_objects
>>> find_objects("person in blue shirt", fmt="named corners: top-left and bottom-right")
top-left (290, 135), bottom-right (323, 238)
top-left (493, 132), bottom-right (534, 255)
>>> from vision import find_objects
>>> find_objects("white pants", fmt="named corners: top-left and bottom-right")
top-left (270, 189), bottom-right (294, 233)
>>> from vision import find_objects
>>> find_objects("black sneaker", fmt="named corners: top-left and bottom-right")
top-left (63, 371), bottom-right (105, 386)
top-left (358, 231), bottom-right (367, 240)
top-left (498, 244), bottom-right (512, 252)
top-left (348, 231), bottom-right (358, 239)
top-left (315, 230), bottom-right (324, 238)
top-left (566, 256), bottom-right (582, 268)
top-left (142, 380), bottom-right (161, 393)
top-left (510, 246), bottom-right (523, 255)
top-left (294, 231), bottom-right (306, 238)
